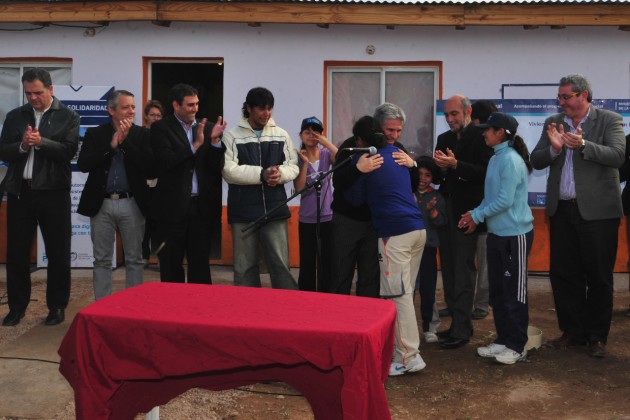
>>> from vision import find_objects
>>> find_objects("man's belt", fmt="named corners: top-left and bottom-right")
top-left (104, 192), bottom-right (133, 200)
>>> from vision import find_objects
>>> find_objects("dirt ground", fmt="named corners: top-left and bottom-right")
top-left (2, 270), bottom-right (630, 420)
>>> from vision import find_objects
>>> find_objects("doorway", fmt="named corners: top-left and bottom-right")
top-left (143, 58), bottom-right (225, 261)
top-left (145, 59), bottom-right (224, 120)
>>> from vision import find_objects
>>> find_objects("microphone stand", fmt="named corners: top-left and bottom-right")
top-left (243, 152), bottom-right (357, 292)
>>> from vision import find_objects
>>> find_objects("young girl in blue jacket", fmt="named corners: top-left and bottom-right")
top-left (458, 112), bottom-right (534, 365)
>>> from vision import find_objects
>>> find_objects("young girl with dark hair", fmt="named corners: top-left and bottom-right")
top-left (458, 112), bottom-right (534, 365)
top-left (294, 117), bottom-right (337, 292)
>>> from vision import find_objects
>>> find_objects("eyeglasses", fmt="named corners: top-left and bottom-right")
top-left (557, 92), bottom-right (580, 101)
top-left (148, 113), bottom-right (162, 118)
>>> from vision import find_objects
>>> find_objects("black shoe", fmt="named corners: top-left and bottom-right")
top-left (439, 337), bottom-right (469, 350)
top-left (2, 310), bottom-right (25, 327)
top-left (472, 308), bottom-right (488, 320)
top-left (588, 341), bottom-right (607, 359)
top-left (45, 309), bottom-right (65, 326)
top-left (438, 308), bottom-right (451, 317)
top-left (436, 329), bottom-right (451, 339)
top-left (544, 333), bottom-right (586, 349)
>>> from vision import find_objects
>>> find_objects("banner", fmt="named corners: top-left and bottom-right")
top-left (435, 99), bottom-right (630, 207)
top-left (37, 85), bottom-right (114, 268)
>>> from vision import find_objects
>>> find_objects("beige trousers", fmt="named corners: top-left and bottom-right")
top-left (379, 229), bottom-right (426, 365)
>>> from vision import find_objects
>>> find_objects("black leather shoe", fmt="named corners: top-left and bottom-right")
top-left (45, 309), bottom-right (65, 326)
top-left (439, 337), bottom-right (469, 350)
top-left (436, 329), bottom-right (451, 339)
top-left (472, 308), bottom-right (488, 320)
top-left (588, 341), bottom-right (607, 359)
top-left (544, 333), bottom-right (585, 349)
top-left (2, 310), bottom-right (25, 327)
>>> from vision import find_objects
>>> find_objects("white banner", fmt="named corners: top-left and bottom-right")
top-left (436, 99), bottom-right (630, 207)
top-left (37, 85), bottom-right (115, 268)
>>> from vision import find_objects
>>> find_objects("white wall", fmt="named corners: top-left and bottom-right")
top-left (3, 22), bottom-right (630, 138)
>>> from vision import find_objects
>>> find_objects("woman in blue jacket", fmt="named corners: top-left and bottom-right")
top-left (458, 112), bottom-right (534, 365)
top-left (344, 116), bottom-right (427, 376)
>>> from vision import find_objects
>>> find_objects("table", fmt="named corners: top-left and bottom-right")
top-left (58, 283), bottom-right (396, 420)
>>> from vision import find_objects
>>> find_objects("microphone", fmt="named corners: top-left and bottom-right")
top-left (342, 146), bottom-right (377, 155)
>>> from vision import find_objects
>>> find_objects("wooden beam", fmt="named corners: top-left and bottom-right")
top-left (156, 3), bottom-right (464, 26)
top-left (0, 1), bottom-right (156, 23)
top-left (463, 4), bottom-right (630, 26)
top-left (0, 1), bottom-right (630, 27)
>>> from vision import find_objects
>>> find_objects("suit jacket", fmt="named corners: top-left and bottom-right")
top-left (435, 124), bottom-right (493, 230)
top-left (150, 115), bottom-right (225, 224)
top-left (531, 105), bottom-right (625, 220)
top-left (618, 134), bottom-right (630, 215)
top-left (0, 97), bottom-right (79, 193)
top-left (77, 121), bottom-right (151, 217)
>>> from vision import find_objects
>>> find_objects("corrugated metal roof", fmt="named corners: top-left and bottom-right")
top-left (258, 0), bottom-right (630, 2)
top-left (2, 0), bottom-right (630, 3)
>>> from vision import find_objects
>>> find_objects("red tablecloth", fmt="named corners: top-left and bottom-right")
top-left (58, 283), bottom-right (396, 420)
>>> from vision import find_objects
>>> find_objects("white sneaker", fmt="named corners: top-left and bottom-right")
top-left (388, 354), bottom-right (426, 376)
top-left (405, 354), bottom-right (426, 373)
top-left (389, 362), bottom-right (407, 377)
top-left (477, 343), bottom-right (506, 358)
top-left (424, 331), bottom-right (438, 343)
top-left (495, 348), bottom-right (527, 365)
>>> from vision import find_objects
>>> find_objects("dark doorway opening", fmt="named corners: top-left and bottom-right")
top-left (149, 61), bottom-right (224, 121)
top-left (147, 60), bottom-right (225, 261)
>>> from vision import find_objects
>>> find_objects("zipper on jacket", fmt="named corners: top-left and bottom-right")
top-left (258, 134), bottom-right (267, 214)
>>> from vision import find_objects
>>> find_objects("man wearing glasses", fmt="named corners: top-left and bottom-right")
top-left (531, 74), bottom-right (625, 358)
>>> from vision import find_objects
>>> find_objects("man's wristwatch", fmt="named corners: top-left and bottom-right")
top-left (579, 139), bottom-right (586, 152)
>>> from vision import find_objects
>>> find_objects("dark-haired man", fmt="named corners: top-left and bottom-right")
top-left (0, 68), bottom-right (79, 326)
top-left (150, 83), bottom-right (227, 284)
top-left (470, 99), bottom-right (499, 321)
top-left (77, 90), bottom-right (151, 300)
top-left (222, 87), bottom-right (299, 289)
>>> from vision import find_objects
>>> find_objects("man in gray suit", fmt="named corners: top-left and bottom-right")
top-left (531, 74), bottom-right (625, 358)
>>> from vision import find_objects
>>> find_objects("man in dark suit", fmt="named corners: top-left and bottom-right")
top-left (619, 133), bottom-right (630, 318)
top-left (77, 90), bottom-right (151, 300)
top-left (0, 68), bottom-right (79, 326)
top-left (531, 74), bottom-right (625, 358)
top-left (433, 94), bottom-right (493, 349)
top-left (150, 83), bottom-right (226, 284)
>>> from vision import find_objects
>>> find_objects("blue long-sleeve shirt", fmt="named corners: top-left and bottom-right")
top-left (471, 141), bottom-right (533, 236)
top-left (344, 144), bottom-right (425, 238)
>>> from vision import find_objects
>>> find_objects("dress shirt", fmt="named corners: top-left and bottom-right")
top-left (176, 116), bottom-right (198, 195)
top-left (22, 101), bottom-right (52, 180)
top-left (105, 130), bottom-right (130, 194)
top-left (550, 110), bottom-right (589, 200)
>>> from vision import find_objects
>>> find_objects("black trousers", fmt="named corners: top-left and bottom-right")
top-left (156, 197), bottom-right (212, 284)
top-left (549, 201), bottom-right (619, 343)
top-left (6, 184), bottom-right (71, 312)
top-left (329, 213), bottom-right (380, 297)
top-left (487, 231), bottom-right (533, 353)
top-left (416, 245), bottom-right (438, 332)
top-left (298, 220), bottom-right (334, 293)
top-left (438, 196), bottom-right (479, 340)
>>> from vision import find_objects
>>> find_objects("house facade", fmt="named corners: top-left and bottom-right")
top-left (1, 0), bottom-right (629, 269)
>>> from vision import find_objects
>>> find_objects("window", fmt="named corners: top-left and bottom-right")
top-left (0, 61), bottom-right (72, 127)
top-left (326, 62), bottom-right (441, 158)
